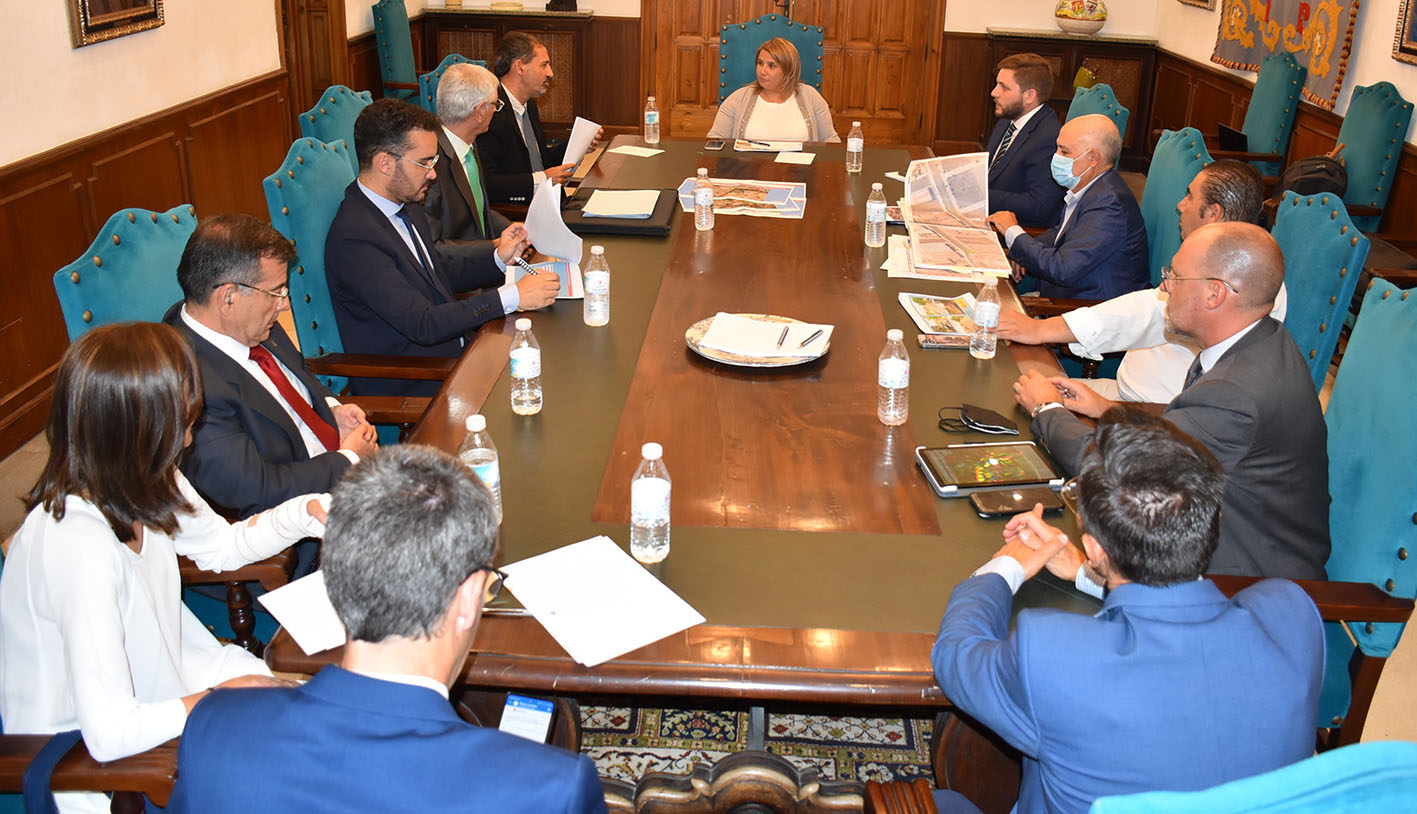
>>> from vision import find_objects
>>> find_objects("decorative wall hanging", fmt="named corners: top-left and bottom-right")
top-left (68, 0), bottom-right (164, 48)
top-left (1178, 0), bottom-right (1216, 10)
top-left (1396, 0), bottom-right (1417, 65)
top-left (1213, 0), bottom-right (1360, 110)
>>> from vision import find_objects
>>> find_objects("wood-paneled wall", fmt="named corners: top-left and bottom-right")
top-left (0, 72), bottom-right (293, 460)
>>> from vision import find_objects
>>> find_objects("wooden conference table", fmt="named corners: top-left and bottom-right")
top-left (266, 137), bottom-right (1099, 710)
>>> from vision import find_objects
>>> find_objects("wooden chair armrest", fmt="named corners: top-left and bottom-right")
top-left (1369, 268), bottom-right (1417, 289)
top-left (1346, 204), bottom-right (1382, 218)
top-left (307, 353), bottom-right (456, 381)
top-left (1206, 148), bottom-right (1284, 164)
top-left (178, 550), bottom-right (296, 592)
top-left (384, 81), bottom-right (419, 91)
top-left (355, 395), bottom-right (431, 426)
top-left (1209, 575), bottom-right (1415, 624)
top-left (0, 735), bottom-right (178, 808)
top-left (1021, 296), bottom-right (1101, 318)
top-left (866, 778), bottom-right (940, 813)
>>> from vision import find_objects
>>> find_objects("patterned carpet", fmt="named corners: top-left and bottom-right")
top-left (582, 705), bottom-right (935, 784)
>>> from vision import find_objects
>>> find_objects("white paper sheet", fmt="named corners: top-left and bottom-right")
top-left (583, 189), bottom-right (660, 218)
top-left (501, 536), bottom-right (705, 667)
top-left (525, 178), bottom-right (583, 284)
top-left (886, 171), bottom-right (908, 183)
top-left (607, 145), bottom-right (664, 157)
top-left (255, 571), bottom-right (346, 655)
top-left (697, 312), bottom-right (834, 358)
top-left (561, 116), bottom-right (601, 169)
top-left (774, 151), bottom-right (816, 165)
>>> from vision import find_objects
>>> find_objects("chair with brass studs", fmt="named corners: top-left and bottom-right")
top-left (1332, 83), bottom-right (1413, 231)
top-left (298, 85), bottom-right (373, 175)
top-left (717, 14), bottom-right (825, 104)
top-left (50, 205), bottom-right (296, 654)
top-left (418, 53), bottom-right (488, 114)
top-left (1066, 83), bottom-right (1129, 142)
top-left (1206, 52), bottom-right (1305, 177)
top-left (371, 0), bottom-right (420, 102)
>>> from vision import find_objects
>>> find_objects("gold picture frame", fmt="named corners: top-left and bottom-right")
top-left (1397, 0), bottom-right (1417, 66)
top-left (1178, 0), bottom-right (1217, 9)
top-left (68, 0), bottom-right (164, 48)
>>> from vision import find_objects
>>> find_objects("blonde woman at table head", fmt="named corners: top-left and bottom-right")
top-left (708, 37), bottom-right (840, 144)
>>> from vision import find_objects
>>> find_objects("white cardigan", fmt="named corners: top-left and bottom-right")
top-left (708, 85), bottom-right (841, 143)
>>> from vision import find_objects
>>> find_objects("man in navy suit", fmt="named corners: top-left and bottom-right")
top-left (986, 53), bottom-right (1064, 228)
top-left (988, 113), bottom-right (1149, 300)
top-left (931, 408), bottom-right (1323, 814)
top-left (325, 99), bottom-right (560, 396)
top-left (169, 445), bottom-right (608, 814)
top-left (168, 214), bottom-right (377, 519)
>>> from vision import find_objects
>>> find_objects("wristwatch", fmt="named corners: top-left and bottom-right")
top-left (1031, 401), bottom-right (1063, 419)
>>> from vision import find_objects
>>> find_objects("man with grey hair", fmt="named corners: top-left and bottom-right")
top-left (170, 445), bottom-right (608, 813)
top-left (987, 113), bottom-right (1149, 300)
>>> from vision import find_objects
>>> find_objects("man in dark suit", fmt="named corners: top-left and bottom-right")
top-left (931, 408), bottom-right (1323, 814)
top-left (425, 61), bottom-right (517, 259)
top-left (987, 113), bottom-right (1149, 300)
top-left (1014, 222), bottom-right (1330, 580)
top-left (167, 213), bottom-right (377, 519)
top-left (986, 53), bottom-right (1064, 228)
top-left (168, 445), bottom-right (608, 814)
top-left (325, 99), bottom-right (559, 397)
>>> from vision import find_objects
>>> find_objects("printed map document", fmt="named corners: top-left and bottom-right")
top-left (901, 154), bottom-right (1010, 277)
top-left (675, 177), bottom-right (806, 219)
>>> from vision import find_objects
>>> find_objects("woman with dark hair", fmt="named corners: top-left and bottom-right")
top-left (708, 37), bottom-right (839, 143)
top-left (0, 322), bottom-right (327, 812)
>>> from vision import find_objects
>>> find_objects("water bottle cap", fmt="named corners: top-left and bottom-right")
top-left (887, 328), bottom-right (903, 341)
top-left (852, 121), bottom-right (861, 126)
top-left (697, 168), bottom-right (708, 176)
top-left (641, 442), bottom-right (663, 460)
top-left (871, 183), bottom-right (883, 190)
top-left (515, 317), bottom-right (531, 331)
top-left (590, 245), bottom-right (605, 256)
top-left (466, 414), bottom-right (486, 432)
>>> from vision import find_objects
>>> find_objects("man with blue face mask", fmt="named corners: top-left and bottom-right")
top-left (987, 114), bottom-right (1149, 300)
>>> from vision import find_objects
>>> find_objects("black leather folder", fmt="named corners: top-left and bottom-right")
top-left (562, 188), bottom-right (677, 236)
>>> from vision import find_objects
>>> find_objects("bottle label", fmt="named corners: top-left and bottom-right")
top-left (631, 477), bottom-right (671, 524)
top-left (509, 347), bottom-right (541, 379)
top-left (585, 270), bottom-right (609, 295)
top-left (866, 200), bottom-right (887, 223)
top-left (694, 188), bottom-right (713, 207)
top-left (878, 358), bottom-right (909, 388)
top-left (973, 300), bottom-right (1000, 329)
top-left (847, 137), bottom-right (864, 152)
top-left (471, 460), bottom-right (500, 494)
top-left (645, 111), bottom-right (659, 125)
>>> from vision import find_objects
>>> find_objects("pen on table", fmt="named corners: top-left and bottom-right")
top-left (776, 325), bottom-right (790, 348)
top-left (797, 328), bottom-right (824, 348)
top-left (514, 257), bottom-right (539, 277)
top-left (748, 140), bottom-right (773, 148)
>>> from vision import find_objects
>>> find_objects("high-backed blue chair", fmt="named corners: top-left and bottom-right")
top-left (1208, 52), bottom-right (1305, 177)
top-left (372, 0), bottom-right (419, 102)
top-left (1090, 741), bottom-right (1417, 813)
top-left (1067, 83), bottom-right (1129, 142)
top-left (1334, 82), bottom-right (1414, 231)
top-left (418, 53), bottom-right (488, 114)
top-left (298, 85), bottom-right (372, 175)
top-left (1271, 191), bottom-right (1369, 393)
top-left (1140, 128), bottom-right (1211, 284)
top-left (717, 15), bottom-right (824, 103)
top-left (51, 205), bottom-right (194, 341)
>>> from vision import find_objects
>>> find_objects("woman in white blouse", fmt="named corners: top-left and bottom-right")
top-left (0, 322), bottom-right (327, 813)
top-left (708, 37), bottom-right (840, 143)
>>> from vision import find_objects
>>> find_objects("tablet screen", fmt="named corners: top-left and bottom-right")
top-left (921, 443), bottom-right (1060, 489)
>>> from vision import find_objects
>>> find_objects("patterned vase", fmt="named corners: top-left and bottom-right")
top-left (1055, 0), bottom-right (1108, 35)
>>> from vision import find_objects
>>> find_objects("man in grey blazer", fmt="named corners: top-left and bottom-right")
top-left (1013, 222), bottom-right (1330, 581)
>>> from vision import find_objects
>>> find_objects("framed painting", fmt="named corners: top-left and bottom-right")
top-left (1397, 0), bottom-right (1417, 66)
top-left (68, 0), bottom-right (164, 48)
top-left (1178, 0), bottom-right (1216, 8)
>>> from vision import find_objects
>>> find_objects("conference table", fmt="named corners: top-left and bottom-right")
top-left (266, 136), bottom-right (1100, 713)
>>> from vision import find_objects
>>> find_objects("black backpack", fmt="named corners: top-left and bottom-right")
top-left (1274, 155), bottom-right (1348, 198)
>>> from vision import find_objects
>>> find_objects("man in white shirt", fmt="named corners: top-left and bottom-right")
top-left (985, 53), bottom-right (1065, 228)
top-left (167, 214), bottom-right (377, 518)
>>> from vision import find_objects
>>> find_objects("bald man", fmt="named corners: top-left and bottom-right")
top-left (988, 113), bottom-right (1149, 300)
top-left (1014, 222), bottom-right (1330, 582)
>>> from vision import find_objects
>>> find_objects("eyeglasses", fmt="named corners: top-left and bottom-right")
top-left (230, 281), bottom-right (290, 300)
top-left (1160, 266), bottom-right (1239, 295)
top-left (484, 98), bottom-right (505, 113)
top-left (397, 153), bottom-right (440, 172)
top-left (482, 565), bottom-right (508, 605)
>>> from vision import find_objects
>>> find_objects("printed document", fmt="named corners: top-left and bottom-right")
top-left (901, 154), bottom-right (1010, 277)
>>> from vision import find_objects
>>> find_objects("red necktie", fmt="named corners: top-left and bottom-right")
top-left (248, 344), bottom-right (340, 453)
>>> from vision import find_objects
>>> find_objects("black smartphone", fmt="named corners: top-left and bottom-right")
top-left (969, 486), bottom-right (1065, 518)
top-left (704, 139), bottom-right (726, 151)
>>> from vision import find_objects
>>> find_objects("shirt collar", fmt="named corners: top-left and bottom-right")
top-left (501, 82), bottom-right (527, 116)
top-left (1063, 171), bottom-right (1104, 208)
top-left (1011, 103), bottom-right (1043, 131)
top-left (357, 179), bottom-right (403, 219)
top-left (347, 668), bottom-right (450, 699)
top-left (180, 303), bottom-right (257, 361)
top-left (1198, 317), bottom-right (1264, 373)
top-left (442, 125), bottom-right (473, 164)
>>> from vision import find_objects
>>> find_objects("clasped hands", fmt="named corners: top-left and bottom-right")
top-left (334, 403), bottom-right (377, 457)
top-left (995, 504), bottom-right (1086, 584)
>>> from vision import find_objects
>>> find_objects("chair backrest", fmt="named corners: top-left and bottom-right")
top-left (1066, 83), bottom-right (1129, 141)
top-left (1335, 82), bottom-right (1414, 230)
top-left (418, 53), bottom-right (489, 114)
top-left (51, 205), bottom-right (196, 342)
top-left (263, 138), bottom-right (357, 393)
top-left (1140, 128), bottom-right (1210, 284)
top-left (297, 85), bottom-right (372, 175)
top-left (717, 15), bottom-right (825, 104)
top-left (1240, 52), bottom-right (1305, 177)
top-left (372, 0), bottom-right (418, 102)
top-left (1271, 191), bottom-right (1369, 392)
top-left (1089, 740), bottom-right (1417, 814)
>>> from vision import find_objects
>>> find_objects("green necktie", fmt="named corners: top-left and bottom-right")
top-left (463, 148), bottom-right (488, 235)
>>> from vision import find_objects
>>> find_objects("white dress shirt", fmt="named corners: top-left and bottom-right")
top-left (502, 83), bottom-right (549, 187)
top-left (1004, 173), bottom-right (1102, 249)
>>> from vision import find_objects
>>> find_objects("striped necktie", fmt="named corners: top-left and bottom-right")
top-left (989, 123), bottom-right (1018, 173)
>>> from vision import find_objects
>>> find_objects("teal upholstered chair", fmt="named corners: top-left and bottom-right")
top-left (1140, 128), bottom-right (1211, 285)
top-left (51, 205), bottom-right (194, 341)
top-left (372, 0), bottom-right (419, 102)
top-left (418, 53), bottom-right (488, 114)
top-left (1334, 82), bottom-right (1414, 231)
top-left (1271, 191), bottom-right (1369, 393)
top-left (1066, 83), bottom-right (1129, 142)
top-left (297, 85), bottom-right (372, 175)
top-left (1090, 741), bottom-right (1417, 814)
top-left (1313, 279), bottom-right (1417, 747)
top-left (1209, 52), bottom-right (1305, 177)
top-left (717, 15), bottom-right (824, 103)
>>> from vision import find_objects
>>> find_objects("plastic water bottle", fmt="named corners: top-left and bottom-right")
top-left (458, 414), bottom-right (502, 524)
top-left (644, 96), bottom-right (660, 144)
top-left (865, 182), bottom-right (887, 248)
top-left (694, 168), bottom-right (715, 231)
top-left (509, 317), bottom-right (542, 415)
top-left (970, 277), bottom-right (1001, 360)
top-left (877, 328), bottom-right (909, 426)
top-left (630, 442), bottom-right (671, 564)
top-left (846, 121), bottom-right (864, 173)
top-left (583, 245), bottom-right (610, 327)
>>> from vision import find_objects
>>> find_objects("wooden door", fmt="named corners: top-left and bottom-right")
top-left (646, 0), bottom-right (945, 145)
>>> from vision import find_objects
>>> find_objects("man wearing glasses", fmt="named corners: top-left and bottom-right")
top-left (167, 213), bottom-right (378, 520)
top-left (169, 445), bottom-right (608, 813)
top-left (326, 99), bottom-right (560, 397)
top-left (1013, 222), bottom-right (1330, 582)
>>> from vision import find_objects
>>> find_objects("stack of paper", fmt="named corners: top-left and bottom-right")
top-left (697, 313), bottom-right (833, 358)
top-left (607, 145), bottom-right (664, 158)
top-left (582, 189), bottom-right (660, 218)
top-left (883, 234), bottom-right (992, 283)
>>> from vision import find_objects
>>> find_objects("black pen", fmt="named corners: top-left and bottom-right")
top-left (776, 325), bottom-right (790, 348)
top-left (797, 328), bottom-right (824, 348)
top-left (515, 257), bottom-right (539, 277)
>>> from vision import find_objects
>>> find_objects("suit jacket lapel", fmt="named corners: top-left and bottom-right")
top-left (266, 325), bottom-right (338, 425)
top-left (989, 112), bottom-right (1043, 181)
top-left (184, 324), bottom-right (313, 456)
top-left (350, 185), bottom-right (457, 303)
top-left (438, 130), bottom-right (485, 239)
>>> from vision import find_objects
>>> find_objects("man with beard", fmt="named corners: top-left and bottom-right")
top-left (985, 53), bottom-right (1065, 229)
top-left (325, 99), bottom-right (559, 397)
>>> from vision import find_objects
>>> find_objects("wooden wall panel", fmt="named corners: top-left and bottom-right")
top-left (1151, 60), bottom-right (1192, 135)
top-left (89, 136), bottom-right (187, 223)
top-left (347, 33), bottom-right (382, 96)
top-left (583, 17), bottom-right (643, 131)
top-left (188, 89), bottom-right (291, 217)
top-left (933, 33), bottom-right (992, 156)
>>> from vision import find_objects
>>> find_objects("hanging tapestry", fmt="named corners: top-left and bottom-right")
top-left (1212, 0), bottom-right (1361, 110)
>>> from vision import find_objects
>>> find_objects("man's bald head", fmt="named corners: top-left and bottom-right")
top-left (1058, 114), bottom-right (1121, 168)
top-left (1191, 222), bottom-right (1285, 311)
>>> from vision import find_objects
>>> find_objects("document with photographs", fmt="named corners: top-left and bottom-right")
top-left (676, 177), bottom-right (807, 219)
top-left (901, 154), bottom-right (1010, 277)
top-left (897, 291), bottom-right (980, 336)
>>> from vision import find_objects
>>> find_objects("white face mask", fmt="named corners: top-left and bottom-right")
top-left (1050, 149), bottom-right (1093, 190)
